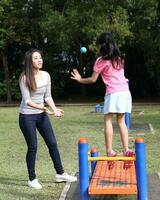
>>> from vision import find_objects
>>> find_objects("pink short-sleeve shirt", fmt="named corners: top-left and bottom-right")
top-left (93, 57), bottom-right (129, 94)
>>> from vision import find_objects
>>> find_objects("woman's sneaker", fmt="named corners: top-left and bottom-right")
top-left (28, 179), bottom-right (42, 189)
top-left (55, 172), bottom-right (77, 183)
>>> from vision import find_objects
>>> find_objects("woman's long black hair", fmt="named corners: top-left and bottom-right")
top-left (96, 32), bottom-right (124, 69)
top-left (20, 48), bottom-right (42, 92)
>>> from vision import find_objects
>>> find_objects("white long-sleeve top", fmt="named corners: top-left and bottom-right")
top-left (19, 70), bottom-right (52, 114)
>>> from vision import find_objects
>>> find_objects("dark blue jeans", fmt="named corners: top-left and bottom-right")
top-left (19, 112), bottom-right (64, 181)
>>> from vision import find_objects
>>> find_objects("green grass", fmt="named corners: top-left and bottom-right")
top-left (0, 104), bottom-right (160, 200)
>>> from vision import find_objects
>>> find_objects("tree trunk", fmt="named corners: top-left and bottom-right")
top-left (0, 51), bottom-right (12, 103)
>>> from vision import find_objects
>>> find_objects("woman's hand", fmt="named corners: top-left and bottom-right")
top-left (53, 108), bottom-right (64, 117)
top-left (71, 69), bottom-right (82, 82)
top-left (45, 107), bottom-right (64, 117)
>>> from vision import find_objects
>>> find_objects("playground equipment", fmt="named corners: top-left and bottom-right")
top-left (95, 104), bottom-right (131, 129)
top-left (78, 137), bottom-right (148, 200)
top-left (125, 112), bottom-right (131, 129)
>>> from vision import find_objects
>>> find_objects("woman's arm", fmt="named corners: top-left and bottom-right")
top-left (26, 100), bottom-right (47, 111)
top-left (44, 72), bottom-right (64, 117)
top-left (45, 98), bottom-right (64, 117)
top-left (19, 75), bottom-right (47, 111)
top-left (71, 69), bottom-right (99, 84)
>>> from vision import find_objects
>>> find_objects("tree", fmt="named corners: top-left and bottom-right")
top-left (124, 0), bottom-right (160, 97)
top-left (0, 0), bottom-right (43, 103)
top-left (1, 0), bottom-right (160, 102)
top-left (39, 0), bottom-right (132, 98)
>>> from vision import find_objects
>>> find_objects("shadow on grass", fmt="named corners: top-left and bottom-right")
top-left (0, 176), bottom-right (26, 186)
top-left (0, 176), bottom-right (59, 200)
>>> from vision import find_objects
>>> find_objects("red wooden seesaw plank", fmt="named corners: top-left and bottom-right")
top-left (89, 161), bottom-right (137, 195)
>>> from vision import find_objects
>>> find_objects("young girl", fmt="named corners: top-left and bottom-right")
top-left (71, 32), bottom-right (134, 169)
top-left (19, 49), bottom-right (77, 189)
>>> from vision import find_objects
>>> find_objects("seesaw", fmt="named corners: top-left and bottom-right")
top-left (78, 137), bottom-right (148, 200)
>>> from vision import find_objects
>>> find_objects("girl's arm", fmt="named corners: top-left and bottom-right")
top-left (71, 69), bottom-right (99, 84)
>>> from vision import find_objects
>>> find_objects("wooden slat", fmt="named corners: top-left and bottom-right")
top-left (89, 161), bottom-right (137, 195)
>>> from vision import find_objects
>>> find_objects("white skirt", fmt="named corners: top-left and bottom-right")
top-left (103, 91), bottom-right (132, 114)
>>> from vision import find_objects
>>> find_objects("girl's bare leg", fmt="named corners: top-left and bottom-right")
top-left (104, 113), bottom-right (114, 154)
top-left (117, 113), bottom-right (129, 152)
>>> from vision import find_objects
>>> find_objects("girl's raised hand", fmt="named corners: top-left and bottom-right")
top-left (71, 69), bottom-right (81, 82)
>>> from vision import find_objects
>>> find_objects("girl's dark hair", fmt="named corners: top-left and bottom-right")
top-left (96, 32), bottom-right (123, 69)
top-left (20, 48), bottom-right (42, 92)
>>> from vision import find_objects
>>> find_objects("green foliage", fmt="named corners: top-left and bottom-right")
top-left (0, 0), bottom-right (160, 101)
top-left (40, 1), bottom-right (132, 52)
top-left (10, 78), bottom-right (21, 100)
top-left (0, 79), bottom-right (21, 100)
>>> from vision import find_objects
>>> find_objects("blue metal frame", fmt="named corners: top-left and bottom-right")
top-left (78, 138), bottom-right (148, 200)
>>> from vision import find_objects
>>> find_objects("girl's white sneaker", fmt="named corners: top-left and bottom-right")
top-left (55, 172), bottom-right (77, 183)
top-left (28, 179), bottom-right (42, 189)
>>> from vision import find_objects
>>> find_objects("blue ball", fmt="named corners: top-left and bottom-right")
top-left (80, 47), bottom-right (87, 54)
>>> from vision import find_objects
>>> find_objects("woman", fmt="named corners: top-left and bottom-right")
top-left (19, 49), bottom-right (77, 189)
